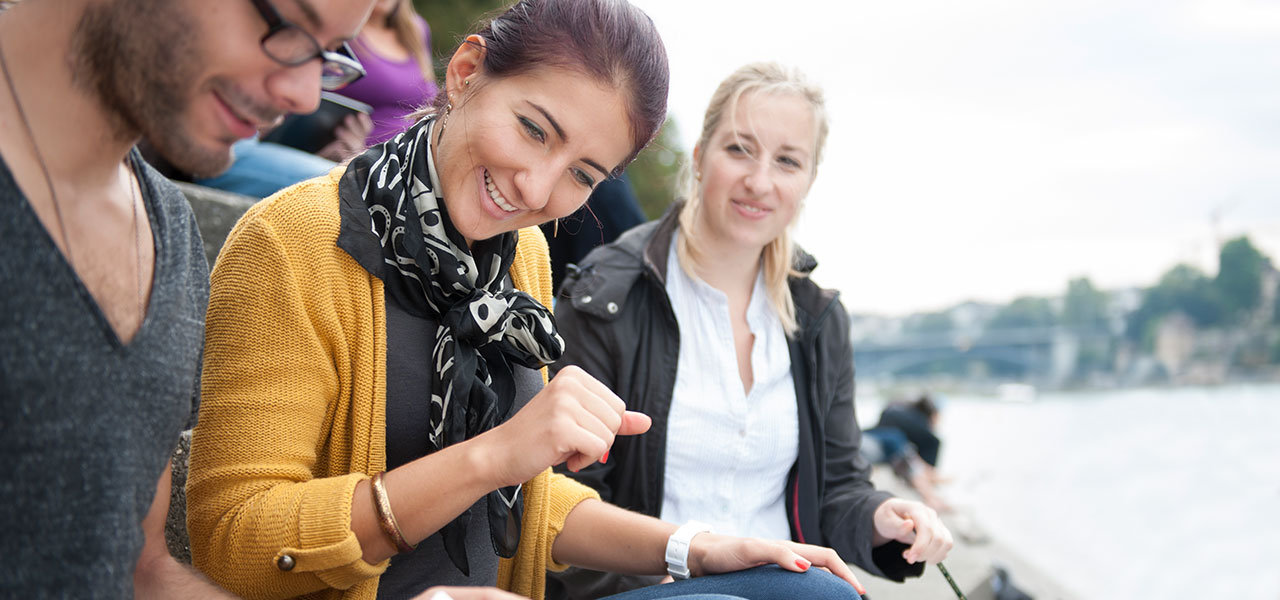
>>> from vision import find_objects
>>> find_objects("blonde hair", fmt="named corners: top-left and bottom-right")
top-left (387, 0), bottom-right (435, 87)
top-left (675, 62), bottom-right (829, 336)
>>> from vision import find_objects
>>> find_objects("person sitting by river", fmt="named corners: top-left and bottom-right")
top-left (861, 394), bottom-right (951, 512)
top-left (547, 62), bottom-right (953, 599)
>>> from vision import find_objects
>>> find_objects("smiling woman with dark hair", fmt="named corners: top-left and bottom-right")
top-left (185, 2), bottom-right (867, 600)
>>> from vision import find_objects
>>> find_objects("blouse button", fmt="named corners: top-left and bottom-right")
top-left (277, 554), bottom-right (296, 571)
top-left (606, 302), bottom-right (619, 314)
top-left (582, 295), bottom-right (593, 304)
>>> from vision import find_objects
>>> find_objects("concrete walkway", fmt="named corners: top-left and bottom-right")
top-left (852, 468), bottom-right (1078, 600)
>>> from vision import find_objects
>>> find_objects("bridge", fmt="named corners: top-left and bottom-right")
top-left (853, 326), bottom-right (1111, 386)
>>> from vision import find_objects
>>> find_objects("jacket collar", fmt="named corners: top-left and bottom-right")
top-left (639, 200), bottom-right (684, 286)
top-left (575, 199), bottom-right (840, 329)
top-left (640, 200), bottom-right (829, 315)
top-left (642, 199), bottom-right (822, 278)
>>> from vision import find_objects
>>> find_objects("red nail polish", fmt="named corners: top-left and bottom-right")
top-left (795, 558), bottom-right (811, 570)
top-left (601, 450), bottom-right (609, 464)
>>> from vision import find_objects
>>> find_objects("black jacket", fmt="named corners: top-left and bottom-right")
top-left (548, 204), bottom-right (921, 598)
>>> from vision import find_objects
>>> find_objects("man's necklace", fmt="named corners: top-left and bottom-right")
top-left (0, 39), bottom-right (147, 327)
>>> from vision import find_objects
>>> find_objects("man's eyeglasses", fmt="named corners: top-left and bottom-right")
top-left (247, 0), bottom-right (365, 90)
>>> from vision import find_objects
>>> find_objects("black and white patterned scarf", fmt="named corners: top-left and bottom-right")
top-left (336, 115), bottom-right (564, 575)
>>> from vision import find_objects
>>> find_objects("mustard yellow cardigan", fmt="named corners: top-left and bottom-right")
top-left (188, 169), bottom-right (599, 600)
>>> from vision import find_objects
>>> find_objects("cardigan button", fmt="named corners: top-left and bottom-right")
top-left (277, 554), bottom-right (296, 571)
top-left (582, 295), bottom-right (593, 304)
top-left (606, 302), bottom-right (619, 314)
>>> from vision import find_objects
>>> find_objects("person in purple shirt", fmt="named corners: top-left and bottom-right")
top-left (343, 0), bottom-right (441, 146)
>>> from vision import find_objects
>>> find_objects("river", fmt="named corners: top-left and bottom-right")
top-left (862, 384), bottom-right (1280, 598)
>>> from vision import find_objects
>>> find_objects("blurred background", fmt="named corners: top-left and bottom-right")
top-left (419, 0), bottom-right (1280, 597)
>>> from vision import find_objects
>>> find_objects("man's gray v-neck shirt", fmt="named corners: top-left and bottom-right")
top-left (0, 150), bottom-right (208, 597)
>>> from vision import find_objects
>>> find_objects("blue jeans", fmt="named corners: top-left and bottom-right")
top-left (861, 426), bottom-right (920, 481)
top-left (861, 427), bottom-right (913, 465)
top-left (600, 566), bottom-right (862, 600)
top-left (196, 137), bottom-right (334, 198)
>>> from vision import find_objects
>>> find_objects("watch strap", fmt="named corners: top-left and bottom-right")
top-left (665, 520), bottom-right (712, 580)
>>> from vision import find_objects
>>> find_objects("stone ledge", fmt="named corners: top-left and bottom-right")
top-left (175, 181), bottom-right (257, 268)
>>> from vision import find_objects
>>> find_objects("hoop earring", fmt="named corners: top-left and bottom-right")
top-left (553, 219), bottom-right (559, 238)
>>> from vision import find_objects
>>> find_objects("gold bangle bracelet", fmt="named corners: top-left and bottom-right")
top-left (371, 472), bottom-right (416, 554)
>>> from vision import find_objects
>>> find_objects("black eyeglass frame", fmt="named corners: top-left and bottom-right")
top-left (247, 0), bottom-right (366, 90)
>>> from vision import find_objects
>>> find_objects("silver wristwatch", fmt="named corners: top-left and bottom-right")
top-left (664, 520), bottom-right (712, 580)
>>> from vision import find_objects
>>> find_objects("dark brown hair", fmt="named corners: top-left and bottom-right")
top-left (911, 394), bottom-right (939, 420)
top-left (464, 0), bottom-right (669, 175)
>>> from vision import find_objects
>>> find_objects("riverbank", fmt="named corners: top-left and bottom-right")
top-left (850, 467), bottom-right (1077, 600)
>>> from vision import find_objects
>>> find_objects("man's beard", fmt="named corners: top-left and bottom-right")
top-left (70, 0), bottom-right (235, 177)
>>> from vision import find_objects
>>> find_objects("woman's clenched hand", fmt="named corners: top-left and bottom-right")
top-left (872, 497), bottom-right (954, 565)
top-left (474, 365), bottom-right (650, 488)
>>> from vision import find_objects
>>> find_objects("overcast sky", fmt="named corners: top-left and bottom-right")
top-left (629, 0), bottom-right (1280, 316)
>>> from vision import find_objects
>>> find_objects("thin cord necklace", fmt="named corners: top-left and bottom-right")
top-left (0, 39), bottom-right (147, 326)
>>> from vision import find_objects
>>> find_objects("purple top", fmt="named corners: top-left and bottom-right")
top-left (344, 15), bottom-right (440, 146)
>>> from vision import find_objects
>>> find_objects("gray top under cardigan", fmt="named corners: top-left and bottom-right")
top-left (377, 287), bottom-right (544, 600)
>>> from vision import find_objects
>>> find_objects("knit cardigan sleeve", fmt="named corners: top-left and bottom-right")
top-left (188, 176), bottom-right (389, 599)
top-left (189, 170), bottom-right (597, 600)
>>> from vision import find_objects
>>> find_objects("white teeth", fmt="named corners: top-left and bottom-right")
top-left (484, 170), bottom-right (518, 213)
top-left (734, 200), bottom-right (764, 213)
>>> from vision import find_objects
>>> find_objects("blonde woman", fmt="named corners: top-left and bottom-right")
top-left (551, 63), bottom-right (953, 598)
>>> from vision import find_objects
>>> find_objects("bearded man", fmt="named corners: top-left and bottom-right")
top-left (0, 0), bottom-right (374, 596)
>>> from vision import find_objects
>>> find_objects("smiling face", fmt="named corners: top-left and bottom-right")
top-left (75, 0), bottom-right (374, 176)
top-left (431, 44), bottom-right (633, 245)
top-left (692, 90), bottom-right (818, 256)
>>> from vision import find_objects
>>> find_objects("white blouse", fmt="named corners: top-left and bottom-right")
top-left (659, 238), bottom-right (800, 540)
